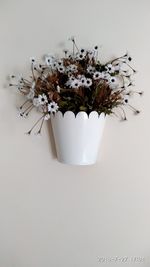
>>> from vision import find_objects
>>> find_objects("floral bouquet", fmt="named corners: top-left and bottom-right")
top-left (9, 37), bottom-right (142, 134)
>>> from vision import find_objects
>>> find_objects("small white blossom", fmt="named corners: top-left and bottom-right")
top-left (58, 66), bottom-right (65, 73)
top-left (110, 77), bottom-right (117, 83)
top-left (123, 94), bottom-right (129, 104)
top-left (45, 55), bottom-right (54, 66)
top-left (48, 101), bottom-right (59, 113)
top-left (71, 79), bottom-right (81, 89)
top-left (106, 64), bottom-right (115, 74)
top-left (109, 77), bottom-right (118, 89)
top-left (67, 64), bottom-right (78, 73)
top-left (57, 60), bottom-right (63, 67)
top-left (87, 50), bottom-right (94, 60)
top-left (94, 45), bottom-right (98, 51)
top-left (85, 78), bottom-right (92, 87)
top-left (77, 52), bottom-right (86, 60)
top-left (38, 94), bottom-right (48, 105)
top-left (16, 74), bottom-right (24, 85)
top-left (68, 54), bottom-right (75, 60)
top-left (80, 48), bottom-right (85, 53)
top-left (87, 65), bottom-right (95, 74)
top-left (123, 52), bottom-right (132, 63)
top-left (80, 76), bottom-right (87, 86)
top-left (93, 71), bottom-right (103, 80)
top-left (9, 74), bottom-right (16, 81)
top-left (19, 111), bottom-right (28, 118)
top-left (17, 86), bottom-right (23, 91)
top-left (51, 61), bottom-right (58, 70)
top-left (30, 57), bottom-right (36, 65)
top-left (65, 76), bottom-right (75, 87)
top-left (78, 76), bottom-right (92, 88)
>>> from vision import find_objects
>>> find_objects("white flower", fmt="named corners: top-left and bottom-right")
top-left (78, 76), bottom-right (92, 87)
top-left (19, 110), bottom-right (28, 118)
top-left (109, 77), bottom-right (118, 89)
top-left (17, 86), bottom-right (23, 91)
top-left (57, 60), bottom-right (63, 67)
top-left (94, 45), bottom-right (98, 51)
top-left (109, 77), bottom-right (116, 83)
top-left (65, 76), bottom-right (75, 87)
top-left (45, 55), bottom-right (54, 66)
top-left (106, 64), bottom-right (115, 74)
top-left (58, 66), bottom-right (65, 73)
top-left (68, 54), bottom-right (75, 60)
top-left (123, 52), bottom-right (132, 63)
top-left (80, 48), bottom-right (87, 54)
top-left (93, 71), bottom-right (103, 80)
top-left (71, 79), bottom-right (81, 88)
top-left (48, 101), bottom-right (59, 113)
top-left (51, 62), bottom-right (57, 69)
top-left (9, 74), bottom-right (16, 81)
top-left (80, 76), bottom-right (87, 86)
top-left (87, 50), bottom-right (94, 60)
top-left (17, 74), bottom-right (24, 85)
top-left (85, 78), bottom-right (92, 87)
top-left (87, 65), bottom-right (95, 74)
top-left (33, 97), bottom-right (40, 107)
top-left (77, 52), bottom-right (86, 60)
top-left (67, 64), bottom-right (78, 73)
top-left (30, 57), bottom-right (36, 65)
top-left (123, 95), bottom-right (129, 104)
top-left (38, 94), bottom-right (48, 105)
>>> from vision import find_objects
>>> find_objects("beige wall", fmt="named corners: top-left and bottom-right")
top-left (0, 0), bottom-right (150, 266)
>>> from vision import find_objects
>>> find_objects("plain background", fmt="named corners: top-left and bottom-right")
top-left (0, 0), bottom-right (150, 266)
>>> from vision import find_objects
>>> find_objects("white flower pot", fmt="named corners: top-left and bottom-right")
top-left (51, 111), bottom-right (106, 165)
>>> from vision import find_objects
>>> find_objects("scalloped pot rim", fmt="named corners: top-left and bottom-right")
top-left (51, 111), bottom-right (106, 119)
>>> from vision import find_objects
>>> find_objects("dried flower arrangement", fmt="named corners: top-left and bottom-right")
top-left (9, 37), bottom-right (143, 134)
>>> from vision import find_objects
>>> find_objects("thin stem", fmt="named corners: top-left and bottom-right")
top-left (127, 104), bottom-right (140, 114)
top-left (21, 104), bottom-right (33, 114)
top-left (119, 106), bottom-right (127, 121)
top-left (26, 114), bottom-right (45, 135)
top-left (31, 63), bottom-right (36, 81)
top-left (19, 99), bottom-right (30, 109)
top-left (73, 40), bottom-right (75, 56)
top-left (124, 62), bottom-right (136, 73)
top-left (107, 54), bottom-right (126, 64)
top-left (25, 106), bottom-right (34, 116)
top-left (22, 78), bottom-right (32, 85)
top-left (70, 37), bottom-right (79, 53)
top-left (36, 116), bottom-right (45, 134)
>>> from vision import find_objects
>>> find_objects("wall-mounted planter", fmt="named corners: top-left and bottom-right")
top-left (51, 111), bottom-right (106, 165)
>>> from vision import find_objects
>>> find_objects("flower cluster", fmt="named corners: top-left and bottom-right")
top-left (9, 38), bottom-right (143, 134)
